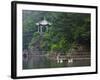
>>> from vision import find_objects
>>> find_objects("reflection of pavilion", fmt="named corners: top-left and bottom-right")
top-left (36, 17), bottom-right (51, 33)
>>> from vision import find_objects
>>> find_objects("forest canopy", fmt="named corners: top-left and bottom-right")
top-left (23, 10), bottom-right (90, 54)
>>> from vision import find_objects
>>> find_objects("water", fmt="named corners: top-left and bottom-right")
top-left (23, 53), bottom-right (90, 69)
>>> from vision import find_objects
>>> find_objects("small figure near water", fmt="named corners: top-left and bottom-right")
top-left (57, 55), bottom-right (63, 63)
top-left (68, 58), bottom-right (73, 63)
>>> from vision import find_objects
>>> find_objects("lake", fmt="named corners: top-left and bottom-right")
top-left (23, 52), bottom-right (90, 69)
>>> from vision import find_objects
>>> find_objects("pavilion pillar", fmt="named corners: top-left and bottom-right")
top-left (46, 26), bottom-right (48, 32)
top-left (40, 26), bottom-right (43, 33)
top-left (38, 26), bottom-right (39, 32)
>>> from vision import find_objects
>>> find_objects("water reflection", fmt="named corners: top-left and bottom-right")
top-left (23, 51), bottom-right (90, 69)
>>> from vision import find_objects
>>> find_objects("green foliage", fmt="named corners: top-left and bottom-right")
top-left (23, 10), bottom-right (90, 54)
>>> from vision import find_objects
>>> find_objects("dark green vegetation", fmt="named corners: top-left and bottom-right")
top-left (23, 10), bottom-right (90, 54)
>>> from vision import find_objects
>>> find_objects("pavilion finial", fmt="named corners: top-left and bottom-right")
top-left (43, 16), bottom-right (46, 20)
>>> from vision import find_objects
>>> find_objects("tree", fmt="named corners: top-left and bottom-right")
top-left (23, 10), bottom-right (91, 54)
